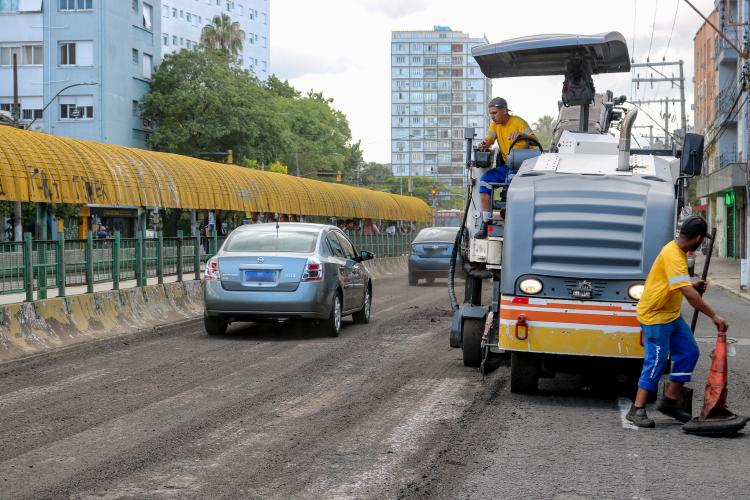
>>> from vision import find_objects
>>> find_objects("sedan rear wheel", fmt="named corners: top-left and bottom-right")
top-left (204, 315), bottom-right (228, 336)
top-left (322, 292), bottom-right (342, 337)
top-left (353, 286), bottom-right (371, 324)
top-left (408, 272), bottom-right (418, 286)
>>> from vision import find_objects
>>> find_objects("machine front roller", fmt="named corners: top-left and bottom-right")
top-left (510, 352), bottom-right (539, 394)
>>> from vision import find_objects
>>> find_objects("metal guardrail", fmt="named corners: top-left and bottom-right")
top-left (0, 230), bottom-right (416, 301)
top-left (0, 230), bottom-right (225, 301)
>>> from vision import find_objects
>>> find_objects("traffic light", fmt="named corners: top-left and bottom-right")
top-left (431, 185), bottom-right (437, 198)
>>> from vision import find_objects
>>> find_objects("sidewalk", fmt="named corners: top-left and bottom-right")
top-left (695, 254), bottom-right (749, 303)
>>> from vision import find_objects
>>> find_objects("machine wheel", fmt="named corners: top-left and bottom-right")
top-left (321, 292), bottom-right (342, 337)
top-left (462, 319), bottom-right (484, 367)
top-left (510, 352), bottom-right (539, 394)
top-left (204, 315), bottom-right (228, 336)
top-left (408, 272), bottom-right (418, 286)
top-left (352, 285), bottom-right (371, 324)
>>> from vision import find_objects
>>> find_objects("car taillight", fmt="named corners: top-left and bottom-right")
top-left (302, 259), bottom-right (323, 281)
top-left (204, 257), bottom-right (220, 281)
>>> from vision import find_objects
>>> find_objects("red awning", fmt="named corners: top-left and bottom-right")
top-left (693, 203), bottom-right (708, 211)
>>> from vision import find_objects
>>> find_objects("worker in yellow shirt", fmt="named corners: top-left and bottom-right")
top-left (475, 97), bottom-right (535, 238)
top-left (626, 216), bottom-right (729, 428)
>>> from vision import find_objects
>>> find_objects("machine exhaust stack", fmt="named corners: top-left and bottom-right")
top-left (617, 109), bottom-right (638, 171)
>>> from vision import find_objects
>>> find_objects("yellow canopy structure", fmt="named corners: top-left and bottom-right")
top-left (0, 126), bottom-right (432, 222)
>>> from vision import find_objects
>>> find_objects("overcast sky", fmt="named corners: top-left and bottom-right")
top-left (271, 0), bottom-right (716, 163)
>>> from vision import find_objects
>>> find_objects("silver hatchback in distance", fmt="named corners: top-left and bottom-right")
top-left (203, 223), bottom-right (374, 337)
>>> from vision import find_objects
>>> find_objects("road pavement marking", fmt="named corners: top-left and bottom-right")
top-left (617, 397), bottom-right (638, 430)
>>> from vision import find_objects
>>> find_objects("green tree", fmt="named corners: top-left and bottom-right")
top-left (532, 114), bottom-right (555, 150)
top-left (200, 13), bottom-right (245, 56)
top-left (140, 50), bottom-right (286, 164)
top-left (359, 162), bottom-right (392, 186)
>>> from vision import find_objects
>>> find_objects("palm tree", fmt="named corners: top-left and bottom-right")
top-left (532, 114), bottom-right (555, 150)
top-left (201, 13), bottom-right (245, 57)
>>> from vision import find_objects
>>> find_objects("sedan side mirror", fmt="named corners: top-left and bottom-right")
top-left (357, 250), bottom-right (375, 261)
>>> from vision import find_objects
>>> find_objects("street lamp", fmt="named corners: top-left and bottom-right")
top-left (27, 81), bottom-right (99, 129)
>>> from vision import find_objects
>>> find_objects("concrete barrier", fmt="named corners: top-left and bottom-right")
top-left (0, 280), bottom-right (204, 363)
top-left (0, 257), bottom-right (409, 363)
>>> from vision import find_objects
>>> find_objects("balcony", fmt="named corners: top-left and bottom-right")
top-left (714, 33), bottom-right (739, 67)
top-left (695, 161), bottom-right (746, 198)
top-left (715, 84), bottom-right (739, 123)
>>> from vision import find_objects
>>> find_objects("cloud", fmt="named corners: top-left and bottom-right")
top-left (361, 0), bottom-right (429, 19)
top-left (271, 46), bottom-right (352, 80)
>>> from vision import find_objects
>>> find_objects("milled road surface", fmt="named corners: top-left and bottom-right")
top-left (0, 276), bottom-right (748, 499)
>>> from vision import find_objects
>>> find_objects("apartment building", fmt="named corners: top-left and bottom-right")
top-left (160, 0), bottom-right (270, 78)
top-left (391, 26), bottom-right (491, 188)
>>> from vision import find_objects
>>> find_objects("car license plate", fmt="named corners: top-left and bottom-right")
top-left (244, 270), bottom-right (276, 283)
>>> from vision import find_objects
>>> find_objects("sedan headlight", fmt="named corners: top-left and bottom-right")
top-left (519, 278), bottom-right (543, 295)
top-left (628, 284), bottom-right (644, 300)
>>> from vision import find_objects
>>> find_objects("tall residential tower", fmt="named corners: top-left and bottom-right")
top-left (160, 0), bottom-right (270, 79)
top-left (391, 27), bottom-right (491, 188)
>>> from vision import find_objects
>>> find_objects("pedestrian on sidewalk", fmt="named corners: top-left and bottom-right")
top-left (627, 216), bottom-right (729, 428)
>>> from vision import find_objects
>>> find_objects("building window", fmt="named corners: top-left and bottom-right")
top-left (172, 7), bottom-right (176, 17)
top-left (60, 95), bottom-right (94, 120)
top-left (0, 46), bottom-right (20, 66)
top-left (22, 108), bottom-right (43, 120)
top-left (132, 100), bottom-right (138, 116)
top-left (162, 3), bottom-right (169, 17)
top-left (262, 36), bottom-right (267, 48)
top-left (142, 53), bottom-right (152, 79)
top-left (172, 35), bottom-right (177, 45)
top-left (142, 3), bottom-right (152, 30)
top-left (0, 0), bottom-right (19, 13)
top-left (59, 0), bottom-right (93, 11)
top-left (131, 48), bottom-right (138, 63)
top-left (162, 33), bottom-right (168, 46)
top-left (238, 4), bottom-right (243, 15)
top-left (131, 0), bottom-right (137, 11)
top-left (451, 43), bottom-right (463, 52)
top-left (261, 12), bottom-right (266, 24)
top-left (186, 12), bottom-right (191, 22)
top-left (59, 42), bottom-right (94, 66)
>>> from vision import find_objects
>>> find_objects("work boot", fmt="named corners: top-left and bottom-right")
top-left (655, 397), bottom-right (692, 423)
top-left (626, 405), bottom-right (655, 428)
top-left (475, 222), bottom-right (488, 239)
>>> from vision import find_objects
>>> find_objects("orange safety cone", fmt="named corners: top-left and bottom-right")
top-left (683, 331), bottom-right (749, 436)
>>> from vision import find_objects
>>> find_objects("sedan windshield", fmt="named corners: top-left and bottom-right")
top-left (224, 231), bottom-right (318, 253)
top-left (413, 227), bottom-right (459, 243)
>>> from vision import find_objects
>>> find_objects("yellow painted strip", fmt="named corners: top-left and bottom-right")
top-left (498, 322), bottom-right (644, 358)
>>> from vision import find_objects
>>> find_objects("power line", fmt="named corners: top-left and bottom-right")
top-left (663, 0), bottom-right (680, 61)
top-left (647, 0), bottom-right (659, 61)
top-left (627, 102), bottom-right (680, 143)
top-left (631, 0), bottom-right (638, 63)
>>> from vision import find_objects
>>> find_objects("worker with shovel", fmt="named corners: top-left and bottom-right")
top-left (627, 216), bottom-right (729, 428)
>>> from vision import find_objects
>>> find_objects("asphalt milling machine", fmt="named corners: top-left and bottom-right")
top-left (448, 32), bottom-right (708, 394)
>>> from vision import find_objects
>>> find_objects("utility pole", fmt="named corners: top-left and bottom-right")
top-left (631, 60), bottom-right (687, 141)
top-left (12, 53), bottom-right (22, 241)
top-left (295, 150), bottom-right (300, 177)
top-left (662, 98), bottom-right (671, 148)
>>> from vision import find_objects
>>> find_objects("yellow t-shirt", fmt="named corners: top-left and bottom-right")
top-left (484, 115), bottom-right (534, 160)
top-left (636, 241), bottom-right (692, 325)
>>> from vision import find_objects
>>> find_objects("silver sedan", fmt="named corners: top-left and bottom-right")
top-left (203, 223), bottom-right (374, 337)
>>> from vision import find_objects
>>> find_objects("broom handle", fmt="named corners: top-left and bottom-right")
top-left (690, 228), bottom-right (717, 333)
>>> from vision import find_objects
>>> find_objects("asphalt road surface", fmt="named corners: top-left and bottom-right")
top-left (0, 277), bottom-right (748, 499)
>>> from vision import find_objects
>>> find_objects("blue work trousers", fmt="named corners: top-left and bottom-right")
top-left (637, 316), bottom-right (700, 392)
